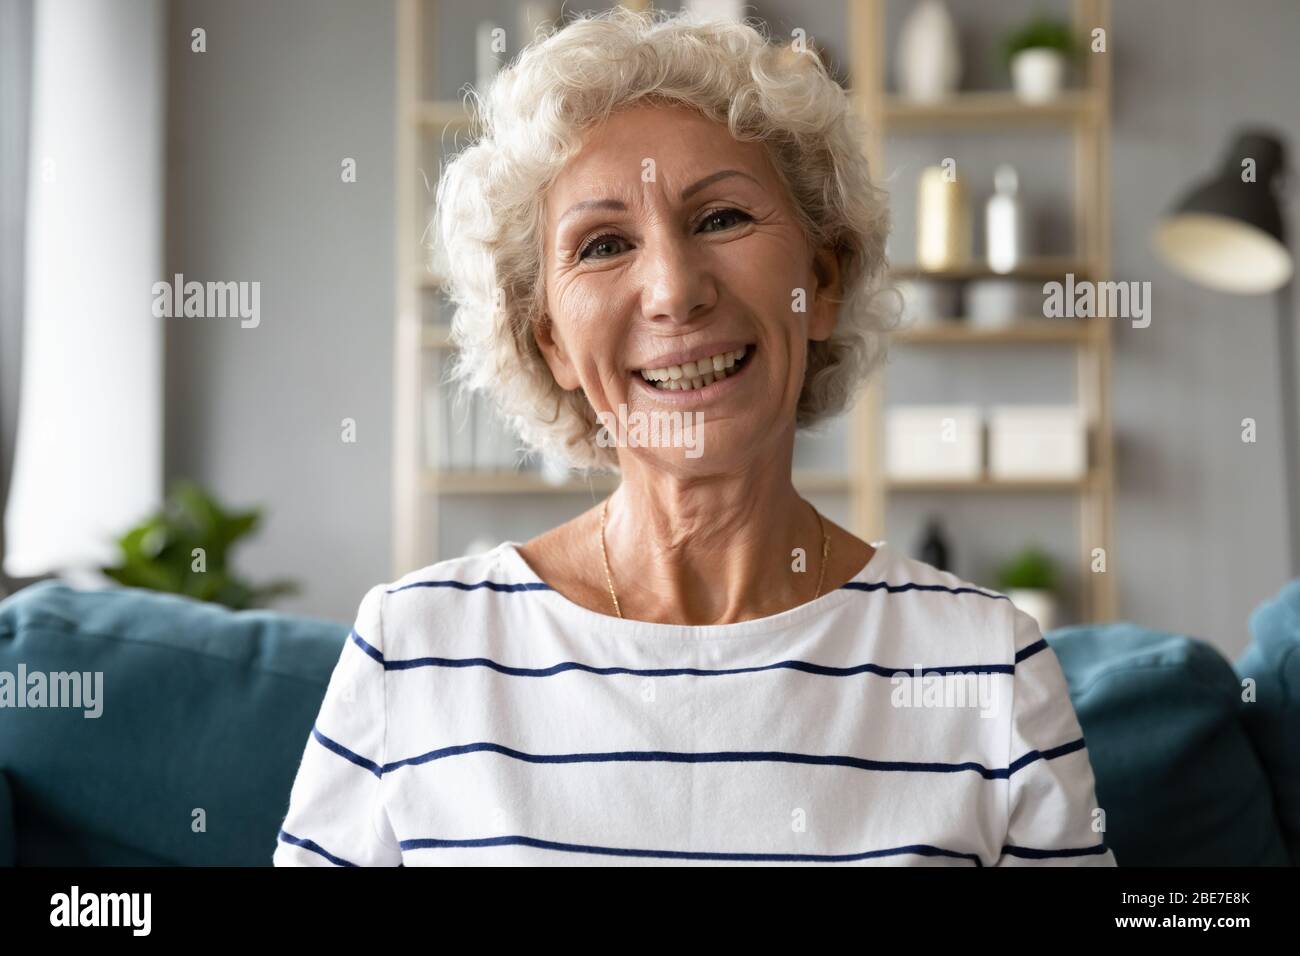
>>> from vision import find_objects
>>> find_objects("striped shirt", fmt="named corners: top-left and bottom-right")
top-left (273, 539), bottom-right (1116, 866)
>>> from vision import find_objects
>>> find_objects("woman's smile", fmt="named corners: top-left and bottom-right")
top-left (629, 341), bottom-right (758, 406)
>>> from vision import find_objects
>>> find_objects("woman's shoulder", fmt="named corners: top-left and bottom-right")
top-left (864, 543), bottom-right (1031, 658)
top-left (870, 544), bottom-right (1011, 603)
top-left (373, 542), bottom-right (532, 618)
top-left (387, 543), bottom-right (524, 591)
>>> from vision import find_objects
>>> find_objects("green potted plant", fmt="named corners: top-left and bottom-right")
top-left (995, 545), bottom-right (1060, 632)
top-left (1002, 15), bottom-right (1081, 103)
top-left (100, 480), bottom-right (298, 610)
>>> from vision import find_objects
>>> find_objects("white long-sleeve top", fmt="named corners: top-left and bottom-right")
top-left (273, 540), bottom-right (1117, 866)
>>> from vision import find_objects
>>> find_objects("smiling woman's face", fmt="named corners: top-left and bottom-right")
top-left (536, 101), bottom-right (842, 472)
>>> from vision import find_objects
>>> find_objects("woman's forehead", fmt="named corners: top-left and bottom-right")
top-left (545, 106), bottom-right (773, 211)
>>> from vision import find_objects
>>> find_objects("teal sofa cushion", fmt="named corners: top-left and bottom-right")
top-left (1045, 624), bottom-right (1288, 866)
top-left (0, 580), bottom-right (347, 866)
top-left (1235, 579), bottom-right (1300, 863)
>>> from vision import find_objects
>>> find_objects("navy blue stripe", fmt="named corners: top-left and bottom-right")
top-left (387, 576), bottom-right (1008, 601)
top-left (1000, 842), bottom-right (1110, 860)
top-left (386, 579), bottom-right (551, 594)
top-left (841, 580), bottom-right (1009, 601)
top-left (1015, 638), bottom-right (1049, 664)
top-left (277, 829), bottom-right (359, 867)
top-left (382, 653), bottom-right (1016, 679)
top-left (398, 833), bottom-right (983, 865)
top-left (1008, 736), bottom-right (1087, 774)
top-left (312, 726), bottom-right (384, 779)
top-left (364, 738), bottom-right (1086, 780)
top-left (313, 715), bottom-right (1087, 782)
top-left (351, 627), bottom-right (1017, 679)
top-left (349, 629), bottom-right (384, 664)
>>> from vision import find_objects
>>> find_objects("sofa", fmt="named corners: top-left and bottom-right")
top-left (0, 576), bottom-right (1297, 866)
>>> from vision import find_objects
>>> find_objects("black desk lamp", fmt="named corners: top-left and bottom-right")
top-left (1153, 129), bottom-right (1297, 576)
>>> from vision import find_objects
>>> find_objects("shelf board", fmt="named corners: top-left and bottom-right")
top-left (414, 100), bottom-right (473, 128)
top-left (892, 317), bottom-right (1100, 344)
top-left (887, 475), bottom-right (1095, 493)
top-left (427, 469), bottom-right (853, 495)
top-left (890, 258), bottom-right (1091, 281)
top-left (882, 90), bottom-right (1097, 128)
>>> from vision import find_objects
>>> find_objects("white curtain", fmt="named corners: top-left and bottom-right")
top-left (4, 0), bottom-right (164, 577)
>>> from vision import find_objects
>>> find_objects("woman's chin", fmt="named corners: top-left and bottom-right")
top-left (601, 417), bottom-right (768, 471)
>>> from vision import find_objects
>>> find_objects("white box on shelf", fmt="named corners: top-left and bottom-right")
top-left (988, 405), bottom-right (1087, 479)
top-left (885, 404), bottom-right (982, 480)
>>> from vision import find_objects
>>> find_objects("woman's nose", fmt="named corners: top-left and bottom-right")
top-left (636, 228), bottom-right (718, 324)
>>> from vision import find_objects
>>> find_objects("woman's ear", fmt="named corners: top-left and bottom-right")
top-left (807, 245), bottom-right (843, 343)
top-left (532, 312), bottom-right (583, 391)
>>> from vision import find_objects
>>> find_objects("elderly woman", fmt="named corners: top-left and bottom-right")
top-left (275, 8), bottom-right (1114, 867)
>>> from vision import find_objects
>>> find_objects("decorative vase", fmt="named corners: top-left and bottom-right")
top-left (1011, 48), bottom-right (1066, 103)
top-left (1008, 588), bottom-right (1059, 633)
top-left (896, 0), bottom-right (961, 102)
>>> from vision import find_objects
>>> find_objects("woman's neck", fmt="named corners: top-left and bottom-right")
top-left (600, 458), bottom-right (827, 625)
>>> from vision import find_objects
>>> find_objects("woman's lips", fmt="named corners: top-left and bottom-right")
top-left (629, 345), bottom-right (756, 405)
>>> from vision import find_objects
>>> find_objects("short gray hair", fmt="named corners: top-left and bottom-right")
top-left (431, 5), bottom-right (897, 474)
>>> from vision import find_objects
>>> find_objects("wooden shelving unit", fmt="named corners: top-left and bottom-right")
top-left (883, 89), bottom-right (1100, 127)
top-left (891, 256), bottom-right (1092, 281)
top-left (849, 0), bottom-right (1116, 622)
top-left (894, 317), bottom-right (1102, 345)
top-left (395, 0), bottom-right (1117, 622)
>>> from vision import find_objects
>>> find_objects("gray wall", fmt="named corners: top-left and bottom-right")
top-left (165, 0), bottom-right (1300, 654)
top-left (164, 0), bottom-right (395, 622)
top-left (1108, 0), bottom-right (1300, 656)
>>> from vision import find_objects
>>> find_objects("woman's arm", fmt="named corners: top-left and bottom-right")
top-left (273, 584), bottom-right (402, 866)
top-left (995, 604), bottom-right (1117, 866)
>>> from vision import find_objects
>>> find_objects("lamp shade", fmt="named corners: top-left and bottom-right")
top-left (1153, 130), bottom-right (1293, 294)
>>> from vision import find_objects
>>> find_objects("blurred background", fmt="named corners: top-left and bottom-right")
top-left (2, 0), bottom-right (1298, 659)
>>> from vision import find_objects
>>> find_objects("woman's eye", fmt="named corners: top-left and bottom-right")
top-left (699, 207), bottom-right (752, 232)
top-left (577, 208), bottom-right (752, 261)
top-left (578, 234), bottom-right (625, 261)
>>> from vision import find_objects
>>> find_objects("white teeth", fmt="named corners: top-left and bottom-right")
top-left (638, 346), bottom-right (750, 390)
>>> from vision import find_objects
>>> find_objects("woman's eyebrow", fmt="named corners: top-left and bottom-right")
top-left (555, 169), bottom-right (761, 228)
top-left (556, 198), bottom-right (628, 229)
top-left (680, 168), bottom-right (759, 200)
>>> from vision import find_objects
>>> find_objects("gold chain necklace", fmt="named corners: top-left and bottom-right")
top-left (598, 495), bottom-right (829, 620)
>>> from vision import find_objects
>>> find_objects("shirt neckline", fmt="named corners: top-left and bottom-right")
top-left (494, 538), bottom-right (891, 640)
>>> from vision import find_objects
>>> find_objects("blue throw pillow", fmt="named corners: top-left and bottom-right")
top-left (1046, 624), bottom-right (1288, 866)
top-left (1236, 579), bottom-right (1300, 864)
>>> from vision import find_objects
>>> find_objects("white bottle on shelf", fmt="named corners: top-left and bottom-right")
top-left (986, 164), bottom-right (1023, 275)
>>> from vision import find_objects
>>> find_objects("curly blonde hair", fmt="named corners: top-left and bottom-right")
top-left (430, 5), bottom-right (896, 475)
